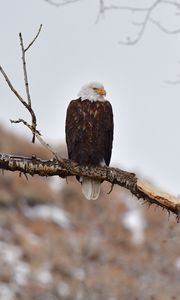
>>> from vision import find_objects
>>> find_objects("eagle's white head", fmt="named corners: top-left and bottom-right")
top-left (78, 82), bottom-right (106, 102)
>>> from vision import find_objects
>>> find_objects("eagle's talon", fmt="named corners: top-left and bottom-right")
top-left (107, 183), bottom-right (114, 195)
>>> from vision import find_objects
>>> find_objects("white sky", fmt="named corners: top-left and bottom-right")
top-left (1, 0), bottom-right (180, 195)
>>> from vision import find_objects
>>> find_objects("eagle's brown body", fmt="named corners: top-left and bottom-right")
top-left (65, 98), bottom-right (113, 168)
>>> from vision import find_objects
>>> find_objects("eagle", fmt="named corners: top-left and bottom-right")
top-left (65, 82), bottom-right (114, 200)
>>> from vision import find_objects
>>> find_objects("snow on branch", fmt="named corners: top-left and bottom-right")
top-left (0, 26), bottom-right (180, 220)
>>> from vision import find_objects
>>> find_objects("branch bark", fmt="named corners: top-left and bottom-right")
top-left (0, 153), bottom-right (180, 220)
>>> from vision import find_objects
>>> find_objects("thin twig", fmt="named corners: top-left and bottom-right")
top-left (19, 33), bottom-right (32, 107)
top-left (0, 63), bottom-right (37, 143)
top-left (96, 0), bottom-right (105, 23)
top-left (10, 118), bottom-right (63, 162)
top-left (19, 26), bottom-right (42, 142)
top-left (151, 18), bottom-right (180, 34)
top-left (25, 24), bottom-right (42, 52)
top-left (161, 0), bottom-right (180, 9)
top-left (0, 65), bottom-right (29, 109)
top-left (119, 0), bottom-right (161, 45)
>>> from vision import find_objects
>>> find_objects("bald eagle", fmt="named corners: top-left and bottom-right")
top-left (65, 82), bottom-right (114, 200)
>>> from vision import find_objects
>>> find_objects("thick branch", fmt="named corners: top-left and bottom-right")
top-left (0, 153), bottom-right (179, 219)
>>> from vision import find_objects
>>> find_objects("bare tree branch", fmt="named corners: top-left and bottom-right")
top-left (25, 24), bottom-right (42, 52)
top-left (119, 1), bottom-right (159, 46)
top-left (0, 153), bottom-right (179, 219)
top-left (0, 65), bottom-right (29, 109)
top-left (151, 18), bottom-right (180, 34)
top-left (10, 118), bottom-right (63, 163)
top-left (19, 33), bottom-right (32, 107)
top-left (0, 26), bottom-right (41, 144)
top-left (18, 26), bottom-right (43, 142)
top-left (44, 0), bottom-right (180, 44)
top-left (98, 0), bottom-right (180, 45)
top-left (0, 26), bottom-right (63, 162)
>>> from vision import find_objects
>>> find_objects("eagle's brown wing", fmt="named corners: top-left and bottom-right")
top-left (65, 99), bottom-right (85, 163)
top-left (103, 101), bottom-right (114, 166)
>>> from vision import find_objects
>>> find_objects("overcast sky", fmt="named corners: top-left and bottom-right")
top-left (1, 0), bottom-right (180, 195)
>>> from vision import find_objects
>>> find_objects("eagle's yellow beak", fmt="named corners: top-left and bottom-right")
top-left (97, 88), bottom-right (106, 96)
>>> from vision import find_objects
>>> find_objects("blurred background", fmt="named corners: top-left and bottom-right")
top-left (0, 1), bottom-right (180, 299)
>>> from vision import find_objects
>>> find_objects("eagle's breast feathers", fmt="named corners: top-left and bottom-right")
top-left (65, 98), bottom-right (113, 167)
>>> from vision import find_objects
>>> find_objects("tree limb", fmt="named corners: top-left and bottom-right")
top-left (0, 153), bottom-right (179, 219)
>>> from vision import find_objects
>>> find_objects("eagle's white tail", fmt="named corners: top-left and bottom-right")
top-left (81, 177), bottom-right (101, 200)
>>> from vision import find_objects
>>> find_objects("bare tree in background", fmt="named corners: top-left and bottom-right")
top-left (43, 1), bottom-right (180, 83)
top-left (44, 0), bottom-right (180, 44)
